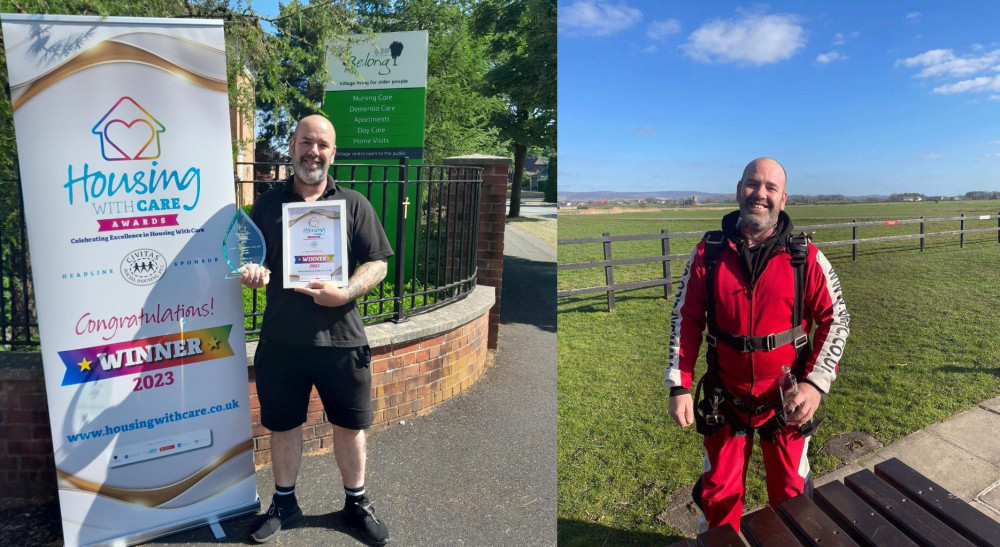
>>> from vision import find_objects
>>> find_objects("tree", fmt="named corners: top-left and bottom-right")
top-left (544, 154), bottom-right (556, 203)
top-left (473, 0), bottom-right (556, 217)
top-left (253, 0), bottom-right (357, 148)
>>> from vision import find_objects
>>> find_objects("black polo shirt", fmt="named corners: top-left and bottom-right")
top-left (250, 175), bottom-right (394, 347)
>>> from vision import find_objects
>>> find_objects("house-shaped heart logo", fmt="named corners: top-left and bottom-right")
top-left (91, 97), bottom-right (165, 161)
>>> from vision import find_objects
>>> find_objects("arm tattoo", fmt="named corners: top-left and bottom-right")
top-left (345, 259), bottom-right (388, 301)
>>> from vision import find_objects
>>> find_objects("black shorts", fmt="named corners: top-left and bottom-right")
top-left (253, 339), bottom-right (373, 432)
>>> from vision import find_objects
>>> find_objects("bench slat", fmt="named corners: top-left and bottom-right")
top-left (778, 494), bottom-right (860, 547)
top-left (740, 505), bottom-right (803, 546)
top-left (697, 522), bottom-right (747, 546)
top-left (845, 469), bottom-right (976, 547)
top-left (874, 458), bottom-right (1000, 547)
top-left (815, 480), bottom-right (918, 547)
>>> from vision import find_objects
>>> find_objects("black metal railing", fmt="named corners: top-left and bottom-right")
top-left (0, 160), bottom-right (483, 348)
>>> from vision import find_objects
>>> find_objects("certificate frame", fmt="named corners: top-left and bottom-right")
top-left (281, 200), bottom-right (349, 288)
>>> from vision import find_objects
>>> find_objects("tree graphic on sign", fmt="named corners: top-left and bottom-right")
top-left (389, 41), bottom-right (404, 65)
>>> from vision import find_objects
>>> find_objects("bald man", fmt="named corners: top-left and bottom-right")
top-left (241, 115), bottom-right (393, 544)
top-left (665, 158), bottom-right (850, 534)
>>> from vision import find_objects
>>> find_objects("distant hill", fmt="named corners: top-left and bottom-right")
top-left (559, 190), bottom-right (732, 202)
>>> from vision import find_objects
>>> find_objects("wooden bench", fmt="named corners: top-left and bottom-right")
top-left (814, 479), bottom-right (917, 546)
top-left (874, 458), bottom-right (1000, 547)
top-left (688, 457), bottom-right (998, 547)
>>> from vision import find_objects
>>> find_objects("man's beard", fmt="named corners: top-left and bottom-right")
top-left (739, 200), bottom-right (779, 234)
top-left (294, 156), bottom-right (328, 185)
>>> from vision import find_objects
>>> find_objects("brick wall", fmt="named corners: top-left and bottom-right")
top-left (0, 360), bottom-right (56, 497)
top-left (249, 310), bottom-right (491, 467)
top-left (443, 155), bottom-right (512, 349)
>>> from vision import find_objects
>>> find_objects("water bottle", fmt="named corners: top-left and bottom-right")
top-left (780, 366), bottom-right (798, 420)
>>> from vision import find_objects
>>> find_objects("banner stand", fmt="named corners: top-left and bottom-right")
top-left (0, 14), bottom-right (259, 546)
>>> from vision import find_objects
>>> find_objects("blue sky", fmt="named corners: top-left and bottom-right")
top-left (559, 1), bottom-right (1000, 196)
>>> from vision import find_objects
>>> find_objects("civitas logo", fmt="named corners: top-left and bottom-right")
top-left (121, 249), bottom-right (167, 286)
top-left (92, 97), bottom-right (165, 161)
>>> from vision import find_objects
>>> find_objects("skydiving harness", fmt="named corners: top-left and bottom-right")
top-left (693, 230), bottom-right (825, 441)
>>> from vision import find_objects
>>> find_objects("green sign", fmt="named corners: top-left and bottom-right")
top-left (324, 31), bottom-right (429, 287)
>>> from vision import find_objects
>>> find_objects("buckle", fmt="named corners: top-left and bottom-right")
top-left (706, 333), bottom-right (717, 347)
top-left (793, 334), bottom-right (808, 349)
top-left (705, 413), bottom-right (724, 426)
top-left (706, 232), bottom-right (725, 245)
top-left (764, 333), bottom-right (777, 351)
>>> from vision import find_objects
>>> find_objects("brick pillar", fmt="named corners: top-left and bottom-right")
top-left (443, 155), bottom-right (511, 349)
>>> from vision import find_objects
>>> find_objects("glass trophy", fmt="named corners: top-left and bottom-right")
top-left (223, 208), bottom-right (267, 278)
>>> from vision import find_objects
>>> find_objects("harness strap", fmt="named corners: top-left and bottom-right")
top-left (706, 323), bottom-right (808, 353)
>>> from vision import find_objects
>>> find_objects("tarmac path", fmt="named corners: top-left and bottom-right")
top-left (139, 224), bottom-right (558, 546)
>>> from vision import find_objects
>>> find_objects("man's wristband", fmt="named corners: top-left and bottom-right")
top-left (670, 387), bottom-right (690, 397)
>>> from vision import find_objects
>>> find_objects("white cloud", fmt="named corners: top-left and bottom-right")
top-left (630, 127), bottom-right (657, 135)
top-left (972, 43), bottom-right (985, 51)
top-left (559, 1), bottom-right (642, 37)
top-left (923, 153), bottom-right (942, 159)
top-left (681, 12), bottom-right (806, 66)
top-left (648, 19), bottom-right (681, 41)
top-left (832, 32), bottom-right (845, 45)
top-left (912, 50), bottom-right (1000, 79)
top-left (984, 153), bottom-right (1000, 159)
top-left (850, 31), bottom-right (861, 39)
top-left (931, 76), bottom-right (1000, 95)
top-left (898, 48), bottom-right (955, 68)
top-left (990, 95), bottom-right (1000, 101)
top-left (898, 47), bottom-right (1000, 98)
top-left (905, 12), bottom-right (921, 23)
top-left (641, 45), bottom-right (658, 54)
top-left (817, 51), bottom-right (846, 64)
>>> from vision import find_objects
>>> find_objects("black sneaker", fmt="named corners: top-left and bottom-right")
top-left (250, 501), bottom-right (302, 543)
top-left (343, 497), bottom-right (390, 545)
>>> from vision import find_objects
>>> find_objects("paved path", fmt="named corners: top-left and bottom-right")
top-left (138, 225), bottom-right (557, 545)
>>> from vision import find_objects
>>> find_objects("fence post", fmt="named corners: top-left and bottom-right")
top-left (852, 219), bottom-right (857, 261)
top-left (997, 212), bottom-right (1000, 245)
top-left (603, 232), bottom-right (615, 312)
top-left (960, 213), bottom-right (965, 249)
top-left (661, 229), bottom-right (671, 299)
top-left (393, 157), bottom-right (409, 323)
top-left (920, 217), bottom-right (925, 252)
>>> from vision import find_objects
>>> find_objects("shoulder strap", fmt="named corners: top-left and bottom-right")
top-left (786, 232), bottom-right (811, 369)
top-left (701, 231), bottom-right (727, 334)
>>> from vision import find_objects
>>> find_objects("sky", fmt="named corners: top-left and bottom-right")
top-left (559, 1), bottom-right (1000, 196)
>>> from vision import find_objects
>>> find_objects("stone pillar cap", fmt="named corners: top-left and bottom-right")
top-left (442, 154), bottom-right (513, 166)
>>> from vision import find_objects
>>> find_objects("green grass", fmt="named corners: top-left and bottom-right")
top-left (507, 215), bottom-right (557, 247)
top-left (557, 201), bottom-right (1000, 545)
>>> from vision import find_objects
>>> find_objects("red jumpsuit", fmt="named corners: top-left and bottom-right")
top-left (666, 214), bottom-right (849, 533)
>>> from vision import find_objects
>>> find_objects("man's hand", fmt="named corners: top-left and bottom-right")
top-left (669, 393), bottom-right (695, 428)
top-left (239, 264), bottom-right (270, 289)
top-left (294, 281), bottom-right (352, 308)
top-left (785, 382), bottom-right (822, 426)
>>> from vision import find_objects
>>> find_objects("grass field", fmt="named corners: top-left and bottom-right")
top-left (557, 201), bottom-right (1000, 545)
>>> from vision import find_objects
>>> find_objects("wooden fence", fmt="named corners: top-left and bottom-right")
top-left (557, 213), bottom-right (1000, 311)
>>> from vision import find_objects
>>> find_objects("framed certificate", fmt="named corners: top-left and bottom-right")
top-left (281, 200), bottom-right (349, 288)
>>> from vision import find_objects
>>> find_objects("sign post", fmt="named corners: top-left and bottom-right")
top-left (0, 14), bottom-right (258, 545)
top-left (323, 31), bottom-right (429, 284)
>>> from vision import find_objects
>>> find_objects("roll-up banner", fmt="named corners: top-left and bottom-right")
top-left (0, 14), bottom-right (258, 546)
